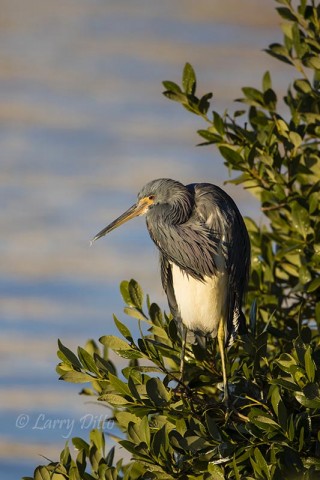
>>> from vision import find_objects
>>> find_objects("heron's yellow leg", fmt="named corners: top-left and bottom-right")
top-left (217, 317), bottom-right (229, 403)
top-left (179, 325), bottom-right (187, 382)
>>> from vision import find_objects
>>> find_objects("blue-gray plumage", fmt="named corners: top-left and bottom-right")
top-left (92, 178), bottom-right (250, 401)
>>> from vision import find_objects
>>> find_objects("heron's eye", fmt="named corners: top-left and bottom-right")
top-left (148, 195), bottom-right (155, 201)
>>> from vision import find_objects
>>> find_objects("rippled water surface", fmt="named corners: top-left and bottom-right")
top-left (0, 1), bottom-right (291, 477)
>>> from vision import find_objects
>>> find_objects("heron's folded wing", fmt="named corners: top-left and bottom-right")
top-left (160, 253), bottom-right (179, 320)
top-left (192, 183), bottom-right (250, 342)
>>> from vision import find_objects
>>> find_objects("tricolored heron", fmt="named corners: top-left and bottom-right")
top-left (91, 178), bottom-right (250, 401)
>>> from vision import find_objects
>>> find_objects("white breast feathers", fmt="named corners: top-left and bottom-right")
top-left (171, 263), bottom-right (228, 338)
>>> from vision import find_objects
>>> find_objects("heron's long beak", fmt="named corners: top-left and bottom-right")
top-left (90, 197), bottom-right (152, 245)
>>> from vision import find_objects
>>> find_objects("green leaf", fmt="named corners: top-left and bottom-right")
top-left (99, 335), bottom-right (130, 351)
top-left (115, 411), bottom-right (140, 429)
top-left (291, 201), bottom-right (310, 238)
top-left (72, 437), bottom-right (90, 453)
top-left (108, 373), bottom-right (130, 396)
top-left (182, 62), bottom-right (196, 95)
top-left (213, 111), bottom-right (225, 135)
top-left (123, 306), bottom-right (147, 321)
top-left (266, 43), bottom-right (293, 65)
top-left (300, 327), bottom-right (312, 344)
top-left (294, 336), bottom-right (307, 365)
top-left (127, 375), bottom-right (141, 400)
top-left (105, 445), bottom-right (115, 468)
top-left (294, 78), bottom-right (312, 93)
top-left (163, 90), bottom-right (187, 103)
top-left (57, 339), bottom-right (82, 369)
top-left (120, 280), bottom-right (130, 305)
top-left (219, 146), bottom-right (243, 165)
top-left (90, 428), bottom-right (105, 455)
top-left (152, 424), bottom-right (168, 458)
top-left (305, 56), bottom-right (320, 70)
top-left (253, 415), bottom-right (279, 427)
top-left (271, 386), bottom-right (287, 430)
top-left (275, 118), bottom-right (289, 136)
top-left (93, 353), bottom-right (117, 376)
top-left (99, 335), bottom-right (143, 358)
top-left (146, 377), bottom-right (170, 405)
top-left (49, 474), bottom-right (66, 480)
top-left (184, 434), bottom-right (211, 453)
top-left (128, 279), bottom-right (144, 310)
top-left (249, 409), bottom-right (280, 433)
top-left (304, 346), bottom-right (315, 382)
top-left (205, 411), bottom-right (222, 441)
top-left (242, 86), bottom-right (264, 105)
top-left (113, 349), bottom-right (143, 360)
top-left (139, 416), bottom-right (151, 447)
top-left (113, 314), bottom-right (133, 341)
top-left (77, 347), bottom-right (100, 375)
top-left (262, 71), bottom-right (272, 91)
top-left (254, 447), bottom-right (271, 480)
top-left (309, 191), bottom-right (319, 214)
top-left (270, 378), bottom-right (299, 392)
top-left (121, 279), bottom-right (144, 310)
top-left (295, 387), bottom-right (320, 408)
top-left (276, 6), bottom-right (297, 21)
top-left (207, 463), bottom-right (225, 479)
top-left (148, 302), bottom-right (163, 326)
top-left (307, 277), bottom-right (320, 293)
top-left (34, 467), bottom-right (51, 480)
top-left (276, 353), bottom-right (298, 373)
top-left (197, 129), bottom-right (222, 143)
top-left (99, 393), bottom-right (130, 405)
top-left (289, 131), bottom-right (302, 148)
top-left (198, 92), bottom-right (213, 114)
top-left (59, 371), bottom-right (95, 383)
top-left (263, 88), bottom-right (277, 109)
top-left (127, 422), bottom-right (142, 444)
top-left (162, 80), bottom-right (182, 93)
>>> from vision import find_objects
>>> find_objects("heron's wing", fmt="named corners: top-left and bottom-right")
top-left (147, 208), bottom-right (220, 281)
top-left (160, 253), bottom-right (179, 320)
top-left (191, 183), bottom-right (250, 342)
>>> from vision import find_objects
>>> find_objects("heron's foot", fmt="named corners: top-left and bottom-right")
top-left (219, 386), bottom-right (249, 422)
top-left (222, 390), bottom-right (229, 407)
top-left (217, 381), bottom-right (231, 409)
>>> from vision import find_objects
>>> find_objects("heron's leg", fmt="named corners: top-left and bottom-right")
top-left (179, 324), bottom-right (187, 383)
top-left (217, 318), bottom-right (229, 403)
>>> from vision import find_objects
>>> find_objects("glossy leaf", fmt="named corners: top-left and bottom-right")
top-left (162, 80), bottom-right (182, 93)
top-left (113, 315), bottom-right (133, 342)
top-left (99, 335), bottom-right (131, 351)
top-left (58, 339), bottom-right (82, 369)
top-left (146, 377), bottom-right (170, 405)
top-left (128, 279), bottom-right (144, 310)
top-left (59, 371), bottom-right (95, 383)
top-left (219, 146), bottom-right (243, 164)
top-left (182, 62), bottom-right (197, 95)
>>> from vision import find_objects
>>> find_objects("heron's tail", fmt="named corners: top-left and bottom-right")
top-left (226, 309), bottom-right (246, 348)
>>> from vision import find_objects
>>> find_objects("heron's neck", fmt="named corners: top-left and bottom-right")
top-left (151, 196), bottom-right (193, 226)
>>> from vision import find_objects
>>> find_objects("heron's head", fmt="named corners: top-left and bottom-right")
top-left (91, 178), bottom-right (192, 243)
